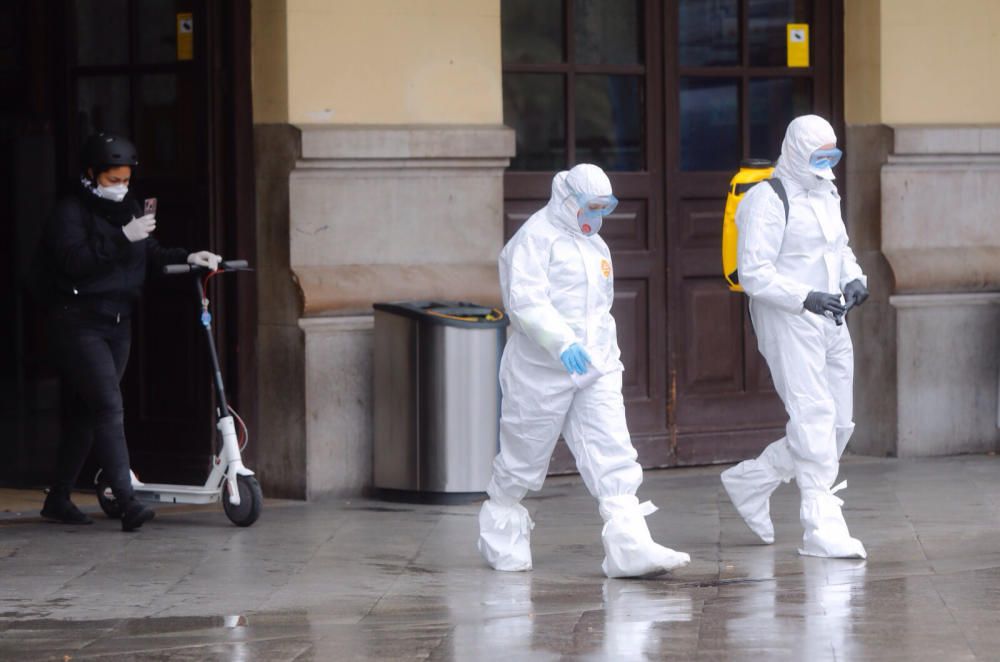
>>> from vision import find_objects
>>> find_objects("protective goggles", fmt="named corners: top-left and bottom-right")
top-left (809, 147), bottom-right (843, 171)
top-left (571, 192), bottom-right (619, 220)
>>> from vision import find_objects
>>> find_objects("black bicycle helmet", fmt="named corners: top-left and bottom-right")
top-left (81, 133), bottom-right (139, 172)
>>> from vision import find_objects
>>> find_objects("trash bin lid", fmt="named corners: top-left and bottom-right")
top-left (373, 301), bottom-right (509, 329)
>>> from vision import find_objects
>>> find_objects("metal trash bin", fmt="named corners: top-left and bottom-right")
top-left (373, 301), bottom-right (508, 502)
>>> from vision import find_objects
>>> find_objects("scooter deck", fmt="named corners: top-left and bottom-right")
top-left (134, 483), bottom-right (222, 505)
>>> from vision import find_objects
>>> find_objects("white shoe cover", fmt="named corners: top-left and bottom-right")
top-left (599, 496), bottom-right (690, 578)
top-left (720, 460), bottom-right (783, 544)
top-left (478, 499), bottom-right (534, 572)
top-left (798, 482), bottom-right (867, 559)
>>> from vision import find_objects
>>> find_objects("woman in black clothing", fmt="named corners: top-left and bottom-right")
top-left (40, 134), bottom-right (221, 532)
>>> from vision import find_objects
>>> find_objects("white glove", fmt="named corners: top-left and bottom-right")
top-left (187, 251), bottom-right (223, 270)
top-left (122, 214), bottom-right (156, 242)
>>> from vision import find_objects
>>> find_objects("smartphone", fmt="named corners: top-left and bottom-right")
top-left (144, 197), bottom-right (158, 216)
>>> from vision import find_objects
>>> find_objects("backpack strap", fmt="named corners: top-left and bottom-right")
top-left (764, 178), bottom-right (789, 223)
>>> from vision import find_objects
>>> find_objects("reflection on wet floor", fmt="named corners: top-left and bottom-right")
top-left (2, 455), bottom-right (1000, 660)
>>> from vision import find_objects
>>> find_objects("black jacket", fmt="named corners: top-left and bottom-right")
top-left (41, 184), bottom-right (188, 317)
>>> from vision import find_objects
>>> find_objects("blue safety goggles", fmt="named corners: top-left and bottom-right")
top-left (571, 192), bottom-right (619, 220)
top-left (809, 147), bottom-right (843, 171)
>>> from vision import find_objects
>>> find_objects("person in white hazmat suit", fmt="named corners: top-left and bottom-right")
top-left (722, 115), bottom-right (870, 559)
top-left (478, 163), bottom-right (691, 578)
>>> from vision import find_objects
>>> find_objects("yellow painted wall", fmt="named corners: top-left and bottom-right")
top-left (260, 0), bottom-right (1000, 127)
top-left (843, 0), bottom-right (881, 125)
top-left (252, 0), bottom-right (289, 124)
top-left (846, 0), bottom-right (1000, 125)
top-left (283, 0), bottom-right (502, 125)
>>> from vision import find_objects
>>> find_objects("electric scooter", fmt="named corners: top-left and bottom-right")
top-left (94, 260), bottom-right (263, 527)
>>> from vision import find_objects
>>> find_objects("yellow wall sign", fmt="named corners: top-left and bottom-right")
top-left (787, 23), bottom-right (809, 68)
top-left (177, 13), bottom-right (194, 61)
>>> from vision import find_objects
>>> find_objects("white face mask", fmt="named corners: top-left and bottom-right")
top-left (96, 182), bottom-right (129, 202)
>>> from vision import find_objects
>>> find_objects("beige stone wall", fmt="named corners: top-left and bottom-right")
top-left (845, 0), bottom-right (1000, 125)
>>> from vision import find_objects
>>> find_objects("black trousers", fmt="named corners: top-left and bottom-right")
top-left (47, 306), bottom-right (134, 500)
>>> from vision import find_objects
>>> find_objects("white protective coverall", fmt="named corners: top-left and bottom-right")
top-left (722, 115), bottom-right (867, 559)
top-left (478, 164), bottom-right (690, 578)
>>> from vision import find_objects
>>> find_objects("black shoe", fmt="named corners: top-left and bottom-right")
top-left (40, 491), bottom-right (94, 525)
top-left (120, 499), bottom-right (155, 532)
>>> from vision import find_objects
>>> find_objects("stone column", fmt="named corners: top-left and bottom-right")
top-left (845, 125), bottom-right (896, 457)
top-left (289, 125), bottom-right (515, 497)
top-left (254, 125), bottom-right (306, 499)
top-left (882, 126), bottom-right (1000, 456)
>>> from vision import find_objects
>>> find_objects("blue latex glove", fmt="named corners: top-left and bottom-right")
top-left (560, 343), bottom-right (591, 375)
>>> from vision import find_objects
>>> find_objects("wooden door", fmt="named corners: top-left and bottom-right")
top-left (501, 0), bottom-right (842, 470)
top-left (502, 0), bottom-right (670, 470)
top-left (665, 0), bottom-right (842, 465)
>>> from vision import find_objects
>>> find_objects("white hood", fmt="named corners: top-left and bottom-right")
top-left (545, 163), bottom-right (613, 235)
top-left (773, 115), bottom-right (838, 190)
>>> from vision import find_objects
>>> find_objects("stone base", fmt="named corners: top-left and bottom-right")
top-left (298, 316), bottom-right (374, 499)
top-left (891, 293), bottom-right (1000, 457)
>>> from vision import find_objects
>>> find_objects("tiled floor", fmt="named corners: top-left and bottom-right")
top-left (2, 455), bottom-right (1000, 660)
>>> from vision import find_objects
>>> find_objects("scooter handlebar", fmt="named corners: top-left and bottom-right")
top-left (162, 260), bottom-right (251, 276)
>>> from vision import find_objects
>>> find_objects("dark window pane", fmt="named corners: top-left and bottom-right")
top-left (75, 0), bottom-right (129, 67)
top-left (136, 0), bottom-right (184, 64)
top-left (575, 75), bottom-right (644, 171)
top-left (749, 78), bottom-right (812, 160)
top-left (679, 0), bottom-right (739, 67)
top-left (680, 77), bottom-right (739, 172)
top-left (76, 76), bottom-right (130, 139)
top-left (749, 0), bottom-right (813, 67)
top-left (502, 0), bottom-right (564, 64)
top-left (504, 74), bottom-right (566, 171)
top-left (135, 73), bottom-right (198, 178)
top-left (575, 0), bottom-right (643, 66)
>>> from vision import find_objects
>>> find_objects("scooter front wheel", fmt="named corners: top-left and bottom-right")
top-left (223, 474), bottom-right (263, 527)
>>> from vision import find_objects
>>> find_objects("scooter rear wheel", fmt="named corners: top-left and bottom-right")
top-left (94, 476), bottom-right (122, 519)
top-left (223, 474), bottom-right (263, 527)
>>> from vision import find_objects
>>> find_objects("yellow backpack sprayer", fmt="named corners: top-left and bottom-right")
top-left (721, 159), bottom-right (788, 292)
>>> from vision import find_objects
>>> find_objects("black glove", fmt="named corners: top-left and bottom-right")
top-left (843, 279), bottom-right (869, 308)
top-left (803, 291), bottom-right (846, 318)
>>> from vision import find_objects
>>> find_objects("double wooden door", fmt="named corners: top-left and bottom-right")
top-left (501, 0), bottom-right (842, 469)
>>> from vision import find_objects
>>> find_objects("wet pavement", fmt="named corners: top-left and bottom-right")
top-left (2, 454), bottom-right (1000, 661)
